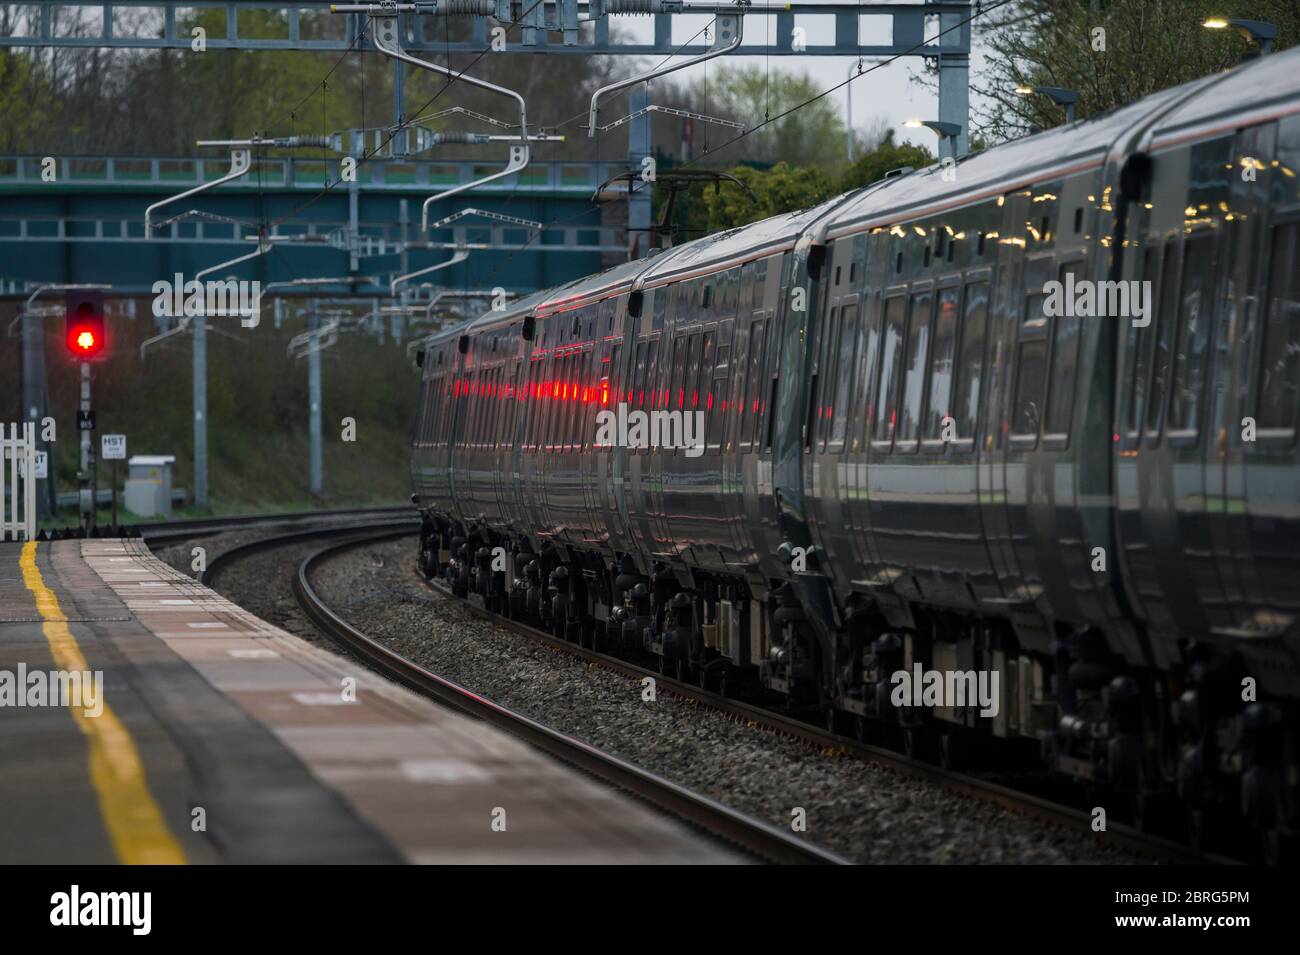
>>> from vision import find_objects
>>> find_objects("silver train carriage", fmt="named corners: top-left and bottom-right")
top-left (411, 48), bottom-right (1300, 854)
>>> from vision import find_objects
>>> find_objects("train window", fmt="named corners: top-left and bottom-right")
top-left (685, 334), bottom-right (703, 425)
top-left (731, 325), bottom-right (750, 448)
top-left (977, 232), bottom-right (987, 256)
top-left (854, 306), bottom-right (882, 453)
top-left (581, 350), bottom-right (594, 449)
top-left (874, 295), bottom-right (909, 444)
top-left (608, 343), bottom-right (622, 407)
top-left (632, 340), bottom-right (647, 410)
top-left (748, 321), bottom-right (766, 448)
top-left (897, 288), bottom-right (934, 446)
top-left (1012, 338), bottom-right (1047, 439)
top-left (652, 287), bottom-right (666, 330)
top-left (568, 352), bottom-right (582, 450)
top-left (951, 282), bottom-right (989, 443)
top-left (830, 302), bottom-right (860, 449)
top-left (924, 286), bottom-right (960, 441)
top-left (1168, 235), bottom-right (1217, 435)
top-left (1074, 208), bottom-right (1083, 234)
top-left (670, 336), bottom-right (686, 413)
top-left (1146, 241), bottom-right (1183, 436)
top-left (1126, 246), bottom-right (1159, 437)
top-left (1257, 222), bottom-right (1300, 433)
top-left (809, 307), bottom-right (835, 450)
top-left (700, 329), bottom-right (716, 401)
top-left (1046, 263), bottom-right (1084, 436)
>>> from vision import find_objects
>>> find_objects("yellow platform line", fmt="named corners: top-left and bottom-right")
top-left (19, 542), bottom-right (187, 865)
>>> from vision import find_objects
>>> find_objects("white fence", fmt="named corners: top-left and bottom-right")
top-left (1, 422), bottom-right (37, 542)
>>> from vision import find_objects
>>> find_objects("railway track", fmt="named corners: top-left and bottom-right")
top-left (399, 546), bottom-right (1236, 866)
top-left (167, 519), bottom-right (1234, 865)
top-left (294, 528), bottom-right (847, 865)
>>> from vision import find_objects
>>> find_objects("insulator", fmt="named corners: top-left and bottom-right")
top-left (437, 0), bottom-right (494, 13)
top-left (280, 135), bottom-right (332, 149)
top-left (601, 0), bottom-right (663, 12)
top-left (430, 131), bottom-right (488, 145)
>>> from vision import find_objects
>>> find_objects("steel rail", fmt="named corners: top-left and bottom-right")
top-left (294, 528), bottom-right (847, 865)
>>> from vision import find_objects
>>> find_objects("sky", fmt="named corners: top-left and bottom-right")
top-left (606, 3), bottom-right (995, 159)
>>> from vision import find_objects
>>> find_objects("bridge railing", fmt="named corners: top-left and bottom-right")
top-left (0, 155), bottom-right (621, 194)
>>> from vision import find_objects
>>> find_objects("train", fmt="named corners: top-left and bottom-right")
top-left (410, 47), bottom-right (1300, 859)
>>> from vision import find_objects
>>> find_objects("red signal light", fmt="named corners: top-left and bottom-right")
top-left (64, 292), bottom-right (106, 360)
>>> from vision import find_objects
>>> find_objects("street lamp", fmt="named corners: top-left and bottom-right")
top-left (1203, 17), bottom-right (1277, 55)
top-left (1014, 85), bottom-right (1079, 125)
top-left (904, 119), bottom-right (962, 162)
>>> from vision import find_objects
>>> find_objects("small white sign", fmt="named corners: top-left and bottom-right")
top-left (101, 434), bottom-right (127, 460)
top-left (32, 450), bottom-right (48, 479)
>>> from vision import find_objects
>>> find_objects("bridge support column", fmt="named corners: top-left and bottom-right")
top-left (627, 83), bottom-right (651, 260)
top-left (937, 0), bottom-right (971, 159)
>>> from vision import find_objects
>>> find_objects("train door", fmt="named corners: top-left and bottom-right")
top-left (586, 298), bottom-right (621, 550)
top-left (499, 352), bottom-right (525, 530)
top-left (646, 287), bottom-right (680, 555)
top-left (745, 255), bottom-right (789, 580)
top-left (720, 261), bottom-right (757, 560)
top-left (1207, 122), bottom-right (1279, 636)
top-left (979, 190), bottom-right (1031, 604)
top-left (1164, 137), bottom-right (1237, 635)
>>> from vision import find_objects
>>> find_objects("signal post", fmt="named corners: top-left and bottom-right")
top-left (65, 290), bottom-right (106, 532)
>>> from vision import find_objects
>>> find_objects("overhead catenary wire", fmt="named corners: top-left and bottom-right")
top-left (478, 0), bottom-right (1009, 288)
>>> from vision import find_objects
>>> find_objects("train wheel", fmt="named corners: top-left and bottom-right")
top-left (675, 659), bottom-right (688, 683)
top-left (824, 707), bottom-right (839, 735)
top-left (716, 667), bottom-right (729, 698)
top-left (657, 655), bottom-right (668, 676)
top-left (697, 665), bottom-right (711, 691)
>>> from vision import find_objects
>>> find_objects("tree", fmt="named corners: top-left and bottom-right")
top-left (676, 130), bottom-right (935, 234)
top-left (966, 0), bottom-right (1300, 143)
top-left (839, 129), bottom-right (935, 191)
top-left (695, 161), bottom-right (835, 232)
top-left (653, 65), bottom-right (878, 168)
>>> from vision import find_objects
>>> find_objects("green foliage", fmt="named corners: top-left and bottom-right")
top-left (838, 130), bottom-right (936, 191)
top-left (967, 0), bottom-right (1300, 142)
top-left (682, 131), bottom-right (936, 233)
top-left (696, 162), bottom-right (833, 233)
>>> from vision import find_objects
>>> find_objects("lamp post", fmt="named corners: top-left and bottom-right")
top-left (1014, 85), bottom-right (1079, 125)
top-left (1203, 17), bottom-right (1277, 55)
top-left (904, 119), bottom-right (963, 162)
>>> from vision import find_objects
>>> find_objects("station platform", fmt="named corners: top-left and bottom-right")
top-left (0, 539), bottom-right (734, 864)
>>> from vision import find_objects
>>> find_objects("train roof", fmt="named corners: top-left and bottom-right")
top-left (824, 45), bottom-right (1300, 240)
top-left (822, 88), bottom-right (1186, 240)
top-left (534, 254), bottom-right (659, 317)
top-left (635, 195), bottom-right (852, 287)
top-left (1149, 44), bottom-right (1300, 149)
